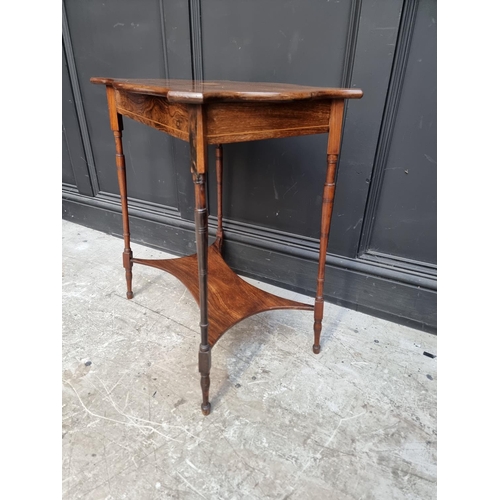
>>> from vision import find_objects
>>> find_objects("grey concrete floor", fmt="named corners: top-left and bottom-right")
top-left (62, 220), bottom-right (437, 500)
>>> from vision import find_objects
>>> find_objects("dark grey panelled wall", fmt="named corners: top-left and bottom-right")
top-left (62, 0), bottom-right (437, 333)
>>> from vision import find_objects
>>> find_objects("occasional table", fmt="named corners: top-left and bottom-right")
top-left (90, 78), bottom-right (363, 415)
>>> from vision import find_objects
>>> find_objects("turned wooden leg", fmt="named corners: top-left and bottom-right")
top-left (190, 105), bottom-right (211, 415)
top-left (193, 173), bottom-right (211, 415)
top-left (199, 344), bottom-right (211, 416)
top-left (106, 86), bottom-right (133, 299)
top-left (214, 144), bottom-right (224, 252)
top-left (313, 99), bottom-right (345, 354)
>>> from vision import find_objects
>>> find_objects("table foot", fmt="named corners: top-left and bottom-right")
top-left (199, 345), bottom-right (211, 415)
top-left (313, 302), bottom-right (324, 355)
top-left (201, 402), bottom-right (211, 416)
top-left (123, 250), bottom-right (133, 299)
top-left (200, 372), bottom-right (211, 416)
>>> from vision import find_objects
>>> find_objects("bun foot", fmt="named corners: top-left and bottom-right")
top-left (201, 402), bottom-right (211, 416)
top-left (312, 344), bottom-right (321, 354)
top-left (126, 291), bottom-right (134, 299)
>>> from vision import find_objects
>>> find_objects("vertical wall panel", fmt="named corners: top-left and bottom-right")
top-left (160, 0), bottom-right (196, 219)
top-left (201, 0), bottom-right (351, 238)
top-left (201, 0), bottom-right (350, 85)
top-left (327, 0), bottom-right (405, 257)
top-left (368, 0), bottom-right (437, 264)
top-left (62, 127), bottom-right (77, 186)
top-left (64, 0), bottom-right (179, 208)
top-left (62, 45), bottom-right (91, 193)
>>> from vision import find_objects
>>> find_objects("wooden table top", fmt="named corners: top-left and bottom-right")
top-left (90, 77), bottom-right (363, 103)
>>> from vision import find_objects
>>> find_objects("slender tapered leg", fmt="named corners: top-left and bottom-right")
top-left (193, 172), bottom-right (211, 415)
top-left (214, 144), bottom-right (224, 252)
top-left (189, 105), bottom-right (211, 415)
top-left (106, 86), bottom-right (133, 299)
top-left (313, 99), bottom-right (345, 354)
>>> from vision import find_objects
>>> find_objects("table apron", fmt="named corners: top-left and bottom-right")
top-left (205, 100), bottom-right (331, 144)
top-left (114, 89), bottom-right (332, 144)
top-left (115, 89), bottom-right (190, 141)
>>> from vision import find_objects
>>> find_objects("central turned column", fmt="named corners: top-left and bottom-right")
top-left (189, 104), bottom-right (211, 415)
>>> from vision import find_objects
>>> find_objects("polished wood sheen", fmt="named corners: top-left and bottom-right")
top-left (188, 104), bottom-right (211, 414)
top-left (115, 90), bottom-right (189, 142)
top-left (133, 245), bottom-right (313, 346)
top-left (91, 77), bottom-right (363, 415)
top-left (205, 100), bottom-right (332, 144)
top-left (109, 88), bottom-right (337, 144)
top-left (105, 86), bottom-right (133, 299)
top-left (90, 78), bottom-right (363, 102)
top-left (314, 100), bottom-right (345, 354)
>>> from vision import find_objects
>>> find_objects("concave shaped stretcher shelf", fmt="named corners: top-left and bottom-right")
top-left (133, 244), bottom-right (313, 346)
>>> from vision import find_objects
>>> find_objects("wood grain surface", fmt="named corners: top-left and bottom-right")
top-left (113, 89), bottom-right (334, 145)
top-left (90, 78), bottom-right (363, 103)
top-left (115, 90), bottom-right (189, 142)
top-left (313, 99), bottom-right (345, 354)
top-left (205, 100), bottom-right (331, 144)
top-left (105, 86), bottom-right (134, 299)
top-left (133, 245), bottom-right (314, 346)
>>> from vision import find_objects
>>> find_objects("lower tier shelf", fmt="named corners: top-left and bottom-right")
top-left (133, 244), bottom-right (313, 346)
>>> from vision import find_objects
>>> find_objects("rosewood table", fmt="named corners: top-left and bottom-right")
top-left (90, 78), bottom-right (363, 415)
